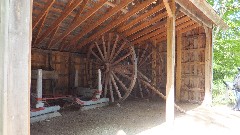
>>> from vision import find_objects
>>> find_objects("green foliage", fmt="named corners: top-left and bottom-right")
top-left (207, 0), bottom-right (240, 104)
top-left (207, 0), bottom-right (240, 82)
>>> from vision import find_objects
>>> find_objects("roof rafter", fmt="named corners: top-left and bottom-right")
top-left (163, 0), bottom-right (173, 17)
top-left (32, 13), bottom-right (48, 46)
top-left (59, 0), bottom-right (89, 51)
top-left (51, 0), bottom-right (108, 47)
top-left (69, 0), bottom-right (134, 46)
top-left (74, 0), bottom-right (158, 50)
top-left (35, 0), bottom-right (83, 45)
top-left (32, 0), bottom-right (55, 29)
top-left (124, 12), bottom-right (168, 37)
top-left (118, 3), bottom-right (165, 32)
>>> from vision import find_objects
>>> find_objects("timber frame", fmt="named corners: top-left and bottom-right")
top-left (1, 0), bottom-right (227, 134)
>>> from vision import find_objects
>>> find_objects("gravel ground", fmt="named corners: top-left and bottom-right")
top-left (31, 99), bottom-right (240, 135)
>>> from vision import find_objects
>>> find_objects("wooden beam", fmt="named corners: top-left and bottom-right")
top-left (176, 1), bottom-right (212, 28)
top-left (130, 15), bottom-right (190, 42)
top-left (179, 23), bottom-right (200, 34)
top-left (59, 0), bottom-right (89, 51)
top-left (0, 0), bottom-right (31, 134)
top-left (69, 0), bottom-right (134, 46)
top-left (176, 20), bottom-right (195, 31)
top-left (51, 0), bottom-right (107, 47)
top-left (47, 26), bottom-right (59, 49)
top-left (176, 33), bottom-right (182, 102)
top-left (106, 1), bottom-right (128, 13)
top-left (118, 3), bottom-right (165, 32)
top-left (35, 0), bottom-right (83, 45)
top-left (75, 0), bottom-right (157, 50)
top-left (203, 26), bottom-right (212, 106)
top-left (132, 28), bottom-right (166, 44)
top-left (124, 12), bottom-right (168, 37)
top-left (186, 0), bottom-right (228, 30)
top-left (166, 0), bottom-right (176, 126)
top-left (163, 0), bottom-right (173, 17)
top-left (152, 40), bottom-right (157, 97)
top-left (32, 0), bottom-right (55, 29)
top-left (129, 20), bottom-right (166, 41)
top-left (32, 13), bottom-right (48, 46)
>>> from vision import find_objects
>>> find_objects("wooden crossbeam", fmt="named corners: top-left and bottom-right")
top-left (179, 23), bottom-right (200, 34)
top-left (129, 20), bottom-right (166, 41)
top-left (132, 28), bottom-right (166, 44)
top-left (124, 12), bottom-right (168, 37)
top-left (51, 0), bottom-right (107, 47)
top-left (35, 0), bottom-right (83, 45)
top-left (59, 0), bottom-right (89, 51)
top-left (176, 20), bottom-right (195, 31)
top-left (163, 0), bottom-right (173, 17)
top-left (32, 0), bottom-right (55, 29)
top-left (47, 26), bottom-right (59, 48)
top-left (129, 15), bottom-right (190, 43)
top-left (69, 0), bottom-right (134, 46)
top-left (106, 1), bottom-right (128, 13)
top-left (32, 13), bottom-right (48, 46)
top-left (118, 3), bottom-right (165, 32)
top-left (74, 0), bottom-right (157, 50)
top-left (185, 0), bottom-right (228, 30)
top-left (176, 0), bottom-right (213, 28)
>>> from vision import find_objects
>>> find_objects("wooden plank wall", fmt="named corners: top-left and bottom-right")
top-left (31, 48), bottom-right (97, 97)
top-left (155, 27), bottom-right (206, 103)
top-left (180, 27), bottom-right (206, 103)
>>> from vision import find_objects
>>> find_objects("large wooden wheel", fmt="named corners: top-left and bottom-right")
top-left (132, 42), bottom-right (163, 98)
top-left (88, 33), bottom-right (137, 103)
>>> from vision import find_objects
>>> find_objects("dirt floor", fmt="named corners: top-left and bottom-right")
top-left (31, 99), bottom-right (240, 135)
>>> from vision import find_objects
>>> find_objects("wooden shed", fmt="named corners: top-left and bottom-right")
top-left (0, 0), bottom-right (227, 134)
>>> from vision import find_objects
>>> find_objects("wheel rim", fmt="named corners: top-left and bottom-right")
top-left (88, 33), bottom-right (137, 103)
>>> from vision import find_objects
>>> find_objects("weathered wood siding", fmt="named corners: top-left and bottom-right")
top-left (31, 49), bottom-right (97, 97)
top-left (155, 27), bottom-right (206, 103)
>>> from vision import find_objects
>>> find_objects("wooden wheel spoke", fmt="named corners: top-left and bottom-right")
top-left (95, 42), bottom-right (105, 61)
top-left (109, 78), bottom-right (114, 102)
top-left (109, 35), bottom-right (119, 60)
top-left (114, 70), bottom-right (132, 81)
top-left (138, 45), bottom-right (149, 64)
top-left (104, 73), bottom-right (109, 98)
top-left (102, 36), bottom-right (107, 60)
top-left (112, 51), bottom-right (131, 66)
top-left (91, 49), bottom-right (103, 63)
top-left (111, 41), bottom-right (127, 62)
top-left (107, 33), bottom-right (113, 59)
top-left (139, 51), bottom-right (153, 66)
top-left (112, 72), bottom-right (128, 92)
top-left (110, 74), bottom-right (122, 99)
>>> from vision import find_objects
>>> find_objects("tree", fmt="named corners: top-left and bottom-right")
top-left (207, 0), bottom-right (240, 82)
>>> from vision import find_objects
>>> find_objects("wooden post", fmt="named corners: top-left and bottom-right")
top-left (152, 40), bottom-right (157, 97)
top-left (165, 0), bottom-right (176, 126)
top-left (176, 33), bottom-right (182, 102)
top-left (203, 26), bottom-right (212, 106)
top-left (0, 0), bottom-right (32, 134)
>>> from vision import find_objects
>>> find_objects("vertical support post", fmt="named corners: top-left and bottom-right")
top-left (0, 0), bottom-right (32, 134)
top-left (203, 26), bottom-right (212, 106)
top-left (176, 33), bottom-right (182, 102)
top-left (74, 69), bottom-right (79, 87)
top-left (152, 40), bottom-right (157, 97)
top-left (166, 0), bottom-right (176, 126)
top-left (36, 69), bottom-right (44, 108)
top-left (97, 69), bottom-right (103, 99)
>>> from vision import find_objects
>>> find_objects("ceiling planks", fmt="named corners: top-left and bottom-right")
top-left (51, 0), bottom-right (108, 47)
top-left (35, 0), bottom-right (83, 46)
top-left (74, 0), bottom-right (158, 50)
